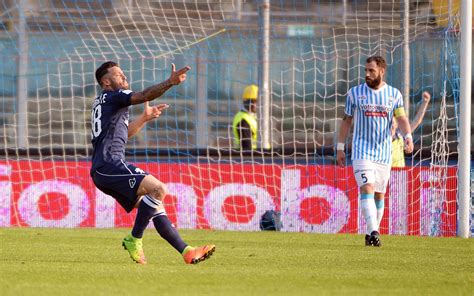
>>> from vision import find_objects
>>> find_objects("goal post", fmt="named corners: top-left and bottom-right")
top-left (457, 0), bottom-right (472, 238)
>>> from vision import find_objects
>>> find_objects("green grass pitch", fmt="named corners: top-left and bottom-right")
top-left (0, 228), bottom-right (472, 295)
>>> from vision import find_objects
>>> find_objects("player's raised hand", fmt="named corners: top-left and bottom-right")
top-left (422, 91), bottom-right (431, 103)
top-left (404, 136), bottom-right (414, 154)
top-left (336, 150), bottom-right (346, 167)
top-left (169, 63), bottom-right (191, 85)
top-left (143, 101), bottom-right (169, 122)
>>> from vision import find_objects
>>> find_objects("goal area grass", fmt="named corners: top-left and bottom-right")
top-left (1, 228), bottom-right (472, 295)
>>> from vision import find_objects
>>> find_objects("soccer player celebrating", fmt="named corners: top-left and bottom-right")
top-left (90, 61), bottom-right (215, 264)
top-left (336, 56), bottom-right (413, 247)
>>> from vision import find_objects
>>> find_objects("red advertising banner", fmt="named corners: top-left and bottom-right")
top-left (0, 161), bottom-right (458, 236)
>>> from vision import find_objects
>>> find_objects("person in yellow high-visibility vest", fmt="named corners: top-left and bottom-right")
top-left (232, 84), bottom-right (258, 150)
top-left (391, 91), bottom-right (431, 168)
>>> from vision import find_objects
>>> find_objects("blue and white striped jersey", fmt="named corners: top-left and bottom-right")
top-left (344, 83), bottom-right (403, 164)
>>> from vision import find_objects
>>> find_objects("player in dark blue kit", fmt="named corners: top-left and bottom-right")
top-left (90, 61), bottom-right (215, 264)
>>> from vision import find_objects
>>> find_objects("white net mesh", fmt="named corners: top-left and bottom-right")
top-left (0, 0), bottom-right (469, 236)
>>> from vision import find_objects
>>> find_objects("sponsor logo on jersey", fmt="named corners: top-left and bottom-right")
top-left (120, 89), bottom-right (132, 95)
top-left (360, 103), bottom-right (391, 117)
top-left (364, 111), bottom-right (388, 117)
top-left (134, 167), bottom-right (145, 174)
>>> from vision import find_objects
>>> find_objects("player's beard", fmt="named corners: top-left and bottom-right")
top-left (121, 81), bottom-right (129, 90)
top-left (365, 74), bottom-right (382, 89)
top-left (111, 80), bottom-right (129, 90)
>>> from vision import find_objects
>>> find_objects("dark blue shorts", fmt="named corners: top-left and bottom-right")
top-left (92, 160), bottom-right (148, 213)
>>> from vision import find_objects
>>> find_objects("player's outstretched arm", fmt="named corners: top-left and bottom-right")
top-left (336, 114), bottom-right (352, 167)
top-left (130, 63), bottom-right (191, 105)
top-left (397, 115), bottom-right (414, 153)
top-left (410, 91), bottom-right (430, 132)
top-left (128, 102), bottom-right (169, 138)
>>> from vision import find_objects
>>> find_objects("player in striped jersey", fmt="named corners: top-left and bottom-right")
top-left (336, 56), bottom-right (414, 246)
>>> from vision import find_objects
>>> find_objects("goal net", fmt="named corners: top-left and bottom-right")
top-left (0, 0), bottom-right (468, 236)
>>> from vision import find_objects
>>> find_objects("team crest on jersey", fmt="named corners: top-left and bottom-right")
top-left (388, 96), bottom-right (394, 107)
top-left (129, 177), bottom-right (136, 188)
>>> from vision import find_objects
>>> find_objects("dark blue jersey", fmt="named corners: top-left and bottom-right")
top-left (90, 89), bottom-right (133, 173)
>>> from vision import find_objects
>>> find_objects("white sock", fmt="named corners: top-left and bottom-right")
top-left (360, 193), bottom-right (377, 234)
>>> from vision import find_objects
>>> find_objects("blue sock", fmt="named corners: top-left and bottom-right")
top-left (375, 198), bottom-right (384, 210)
top-left (131, 195), bottom-right (160, 239)
top-left (375, 198), bottom-right (385, 229)
top-left (152, 214), bottom-right (188, 253)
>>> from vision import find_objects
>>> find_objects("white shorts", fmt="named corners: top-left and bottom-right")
top-left (352, 159), bottom-right (391, 193)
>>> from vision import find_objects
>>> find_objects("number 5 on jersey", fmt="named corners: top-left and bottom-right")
top-left (355, 170), bottom-right (375, 187)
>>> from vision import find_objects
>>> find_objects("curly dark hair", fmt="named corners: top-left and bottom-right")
top-left (366, 56), bottom-right (387, 70)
